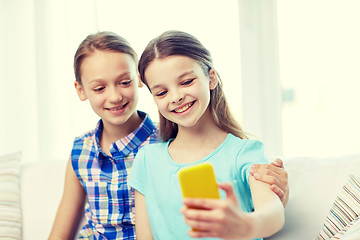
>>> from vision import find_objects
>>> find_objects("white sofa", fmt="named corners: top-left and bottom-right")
top-left (5, 153), bottom-right (360, 239)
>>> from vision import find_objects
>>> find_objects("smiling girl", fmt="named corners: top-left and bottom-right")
top-left (129, 30), bottom-right (285, 240)
top-left (48, 32), bottom-right (159, 239)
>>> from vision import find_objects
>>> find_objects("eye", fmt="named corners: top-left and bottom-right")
top-left (155, 90), bottom-right (167, 97)
top-left (93, 86), bottom-right (105, 92)
top-left (119, 79), bottom-right (132, 86)
top-left (181, 78), bottom-right (195, 86)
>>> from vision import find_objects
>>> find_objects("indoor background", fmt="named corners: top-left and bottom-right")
top-left (1, 0), bottom-right (359, 163)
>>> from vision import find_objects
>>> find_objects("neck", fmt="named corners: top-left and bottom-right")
top-left (101, 112), bottom-right (143, 147)
top-left (168, 111), bottom-right (228, 164)
top-left (172, 110), bottom-right (227, 149)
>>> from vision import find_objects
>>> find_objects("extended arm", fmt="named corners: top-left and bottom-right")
top-left (48, 158), bottom-right (86, 240)
top-left (134, 190), bottom-right (153, 240)
top-left (246, 175), bottom-right (285, 238)
top-left (180, 179), bottom-right (284, 239)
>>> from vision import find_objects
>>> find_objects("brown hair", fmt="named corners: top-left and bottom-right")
top-left (138, 30), bottom-right (247, 141)
top-left (73, 31), bottom-right (138, 85)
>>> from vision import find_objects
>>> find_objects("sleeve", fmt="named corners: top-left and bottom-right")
top-left (128, 147), bottom-right (147, 195)
top-left (233, 139), bottom-right (270, 212)
top-left (236, 139), bottom-right (270, 184)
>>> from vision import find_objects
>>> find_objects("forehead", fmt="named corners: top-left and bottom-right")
top-left (80, 51), bottom-right (137, 81)
top-left (145, 55), bottom-right (203, 81)
top-left (82, 51), bottom-right (136, 73)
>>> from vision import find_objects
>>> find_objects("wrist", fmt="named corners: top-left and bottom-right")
top-left (234, 212), bottom-right (259, 239)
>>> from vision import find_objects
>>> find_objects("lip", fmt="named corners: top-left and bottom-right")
top-left (105, 103), bottom-right (128, 113)
top-left (172, 101), bottom-right (195, 114)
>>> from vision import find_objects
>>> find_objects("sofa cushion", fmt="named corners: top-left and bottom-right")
top-left (21, 160), bottom-right (67, 240)
top-left (0, 152), bottom-right (22, 240)
top-left (265, 154), bottom-right (360, 240)
top-left (316, 174), bottom-right (360, 240)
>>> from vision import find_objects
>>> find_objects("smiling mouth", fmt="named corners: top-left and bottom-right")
top-left (106, 103), bottom-right (127, 111)
top-left (173, 101), bottom-right (195, 113)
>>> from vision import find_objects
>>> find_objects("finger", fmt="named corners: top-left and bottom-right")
top-left (218, 182), bottom-right (238, 206)
top-left (188, 230), bottom-right (217, 238)
top-left (182, 198), bottom-right (223, 210)
top-left (251, 163), bottom-right (283, 176)
top-left (252, 172), bottom-right (283, 190)
top-left (251, 167), bottom-right (281, 181)
top-left (183, 216), bottom-right (216, 231)
top-left (270, 184), bottom-right (285, 200)
top-left (181, 206), bottom-right (219, 221)
top-left (271, 158), bottom-right (284, 168)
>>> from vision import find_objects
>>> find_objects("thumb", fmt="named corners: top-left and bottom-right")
top-left (218, 182), bottom-right (240, 207)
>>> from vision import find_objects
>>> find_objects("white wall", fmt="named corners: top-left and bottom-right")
top-left (4, 0), bottom-right (357, 163)
top-left (0, 0), bottom-right (245, 163)
top-left (278, 0), bottom-right (360, 158)
top-left (0, 0), bottom-right (39, 162)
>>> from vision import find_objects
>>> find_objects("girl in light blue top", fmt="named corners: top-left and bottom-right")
top-left (129, 30), bottom-right (285, 240)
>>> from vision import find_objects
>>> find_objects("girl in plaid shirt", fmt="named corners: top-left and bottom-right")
top-left (49, 31), bottom-right (288, 239)
top-left (49, 31), bottom-right (158, 239)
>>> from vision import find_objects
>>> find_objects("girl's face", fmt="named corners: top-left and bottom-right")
top-left (75, 50), bottom-right (142, 129)
top-left (145, 55), bottom-right (217, 129)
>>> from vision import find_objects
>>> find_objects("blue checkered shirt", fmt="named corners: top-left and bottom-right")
top-left (71, 111), bottom-right (159, 239)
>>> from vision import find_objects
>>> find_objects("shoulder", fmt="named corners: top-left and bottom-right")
top-left (138, 140), bottom-right (167, 153)
top-left (71, 128), bottom-right (97, 159)
top-left (74, 129), bottom-right (95, 141)
top-left (224, 135), bottom-right (268, 165)
top-left (226, 134), bottom-right (264, 152)
top-left (134, 141), bottom-right (169, 167)
top-left (137, 111), bottom-right (160, 142)
top-left (73, 129), bottom-right (96, 146)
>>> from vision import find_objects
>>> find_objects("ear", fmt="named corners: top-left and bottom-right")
top-left (208, 69), bottom-right (218, 90)
top-left (137, 74), bottom-right (144, 88)
top-left (74, 81), bottom-right (88, 101)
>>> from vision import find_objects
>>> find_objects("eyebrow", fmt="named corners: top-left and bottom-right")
top-left (89, 72), bottom-right (132, 84)
top-left (116, 72), bottom-right (132, 80)
top-left (149, 70), bottom-right (194, 91)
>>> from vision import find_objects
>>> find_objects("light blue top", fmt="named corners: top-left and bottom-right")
top-left (129, 133), bottom-right (269, 240)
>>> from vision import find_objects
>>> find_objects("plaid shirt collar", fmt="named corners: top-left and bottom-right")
top-left (93, 111), bottom-right (157, 161)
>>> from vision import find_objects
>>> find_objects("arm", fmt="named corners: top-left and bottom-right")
top-left (134, 190), bottom-right (153, 240)
top-left (180, 180), bottom-right (284, 239)
top-left (250, 158), bottom-right (289, 207)
top-left (246, 175), bottom-right (285, 238)
top-left (48, 158), bottom-right (86, 240)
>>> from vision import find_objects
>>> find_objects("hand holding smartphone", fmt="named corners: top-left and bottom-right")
top-left (178, 162), bottom-right (220, 199)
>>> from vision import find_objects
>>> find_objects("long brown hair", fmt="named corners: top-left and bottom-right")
top-left (138, 30), bottom-right (247, 141)
top-left (73, 31), bottom-right (138, 85)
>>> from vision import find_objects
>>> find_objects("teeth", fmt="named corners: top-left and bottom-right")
top-left (109, 106), bottom-right (123, 111)
top-left (174, 102), bottom-right (193, 113)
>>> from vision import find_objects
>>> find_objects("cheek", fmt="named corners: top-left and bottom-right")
top-left (123, 87), bottom-right (137, 100)
top-left (89, 94), bottom-right (105, 108)
top-left (154, 99), bottom-right (167, 113)
top-left (199, 85), bottom-right (211, 101)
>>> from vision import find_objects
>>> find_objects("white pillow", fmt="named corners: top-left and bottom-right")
top-left (316, 174), bottom-right (360, 240)
top-left (0, 152), bottom-right (22, 240)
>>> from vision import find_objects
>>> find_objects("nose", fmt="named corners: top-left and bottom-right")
top-left (108, 86), bottom-right (122, 103)
top-left (171, 90), bottom-right (184, 104)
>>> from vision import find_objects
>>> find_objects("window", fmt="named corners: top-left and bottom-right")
top-left (277, 0), bottom-right (360, 157)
